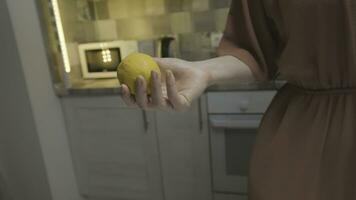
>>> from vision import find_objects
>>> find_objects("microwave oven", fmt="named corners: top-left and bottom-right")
top-left (78, 40), bottom-right (138, 79)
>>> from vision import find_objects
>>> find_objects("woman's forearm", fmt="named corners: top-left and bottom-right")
top-left (195, 55), bottom-right (256, 87)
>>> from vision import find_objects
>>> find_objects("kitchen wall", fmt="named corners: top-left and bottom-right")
top-left (51, 0), bottom-right (231, 83)
top-left (61, 0), bottom-right (231, 42)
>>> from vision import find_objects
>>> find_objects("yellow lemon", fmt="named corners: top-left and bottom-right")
top-left (117, 52), bottom-right (161, 94)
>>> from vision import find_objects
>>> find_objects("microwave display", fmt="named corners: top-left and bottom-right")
top-left (85, 48), bottom-right (121, 73)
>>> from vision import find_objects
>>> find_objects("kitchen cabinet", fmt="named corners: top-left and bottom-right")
top-left (61, 95), bottom-right (212, 200)
top-left (207, 91), bottom-right (276, 199)
top-left (155, 96), bottom-right (212, 200)
top-left (214, 193), bottom-right (248, 200)
top-left (62, 96), bottom-right (164, 200)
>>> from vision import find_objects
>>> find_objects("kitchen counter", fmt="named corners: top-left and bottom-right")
top-left (55, 78), bottom-right (120, 97)
top-left (207, 81), bottom-right (285, 92)
top-left (55, 79), bottom-right (286, 97)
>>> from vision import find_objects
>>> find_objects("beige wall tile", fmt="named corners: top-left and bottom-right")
top-left (214, 8), bottom-right (229, 31)
top-left (116, 18), bottom-right (154, 40)
top-left (179, 33), bottom-right (213, 61)
top-left (182, 0), bottom-right (194, 11)
top-left (138, 40), bottom-right (156, 56)
top-left (54, 0), bottom-right (232, 63)
top-left (169, 12), bottom-right (193, 34)
top-left (127, 0), bottom-right (146, 17)
top-left (94, 20), bottom-right (118, 41)
top-left (58, 0), bottom-right (77, 42)
top-left (93, 0), bottom-right (110, 20)
top-left (108, 0), bottom-right (129, 19)
top-left (165, 0), bottom-right (184, 12)
top-left (152, 15), bottom-right (172, 35)
top-left (192, 11), bottom-right (215, 32)
top-left (76, 21), bottom-right (96, 42)
top-left (145, 0), bottom-right (165, 16)
top-left (192, 0), bottom-right (210, 12)
top-left (209, 0), bottom-right (231, 9)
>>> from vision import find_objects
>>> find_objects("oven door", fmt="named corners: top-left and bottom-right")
top-left (209, 114), bottom-right (262, 195)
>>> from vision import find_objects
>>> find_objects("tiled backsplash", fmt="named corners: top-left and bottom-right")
top-left (59, 0), bottom-right (231, 42)
top-left (52, 0), bottom-right (230, 84)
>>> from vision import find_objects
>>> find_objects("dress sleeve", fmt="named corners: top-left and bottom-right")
top-left (218, 0), bottom-right (279, 81)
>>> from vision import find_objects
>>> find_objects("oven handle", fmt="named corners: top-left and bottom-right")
top-left (209, 115), bottom-right (263, 129)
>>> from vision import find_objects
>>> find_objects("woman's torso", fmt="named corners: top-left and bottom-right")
top-left (262, 0), bottom-right (356, 89)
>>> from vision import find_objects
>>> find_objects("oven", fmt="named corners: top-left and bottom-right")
top-left (207, 91), bottom-right (276, 200)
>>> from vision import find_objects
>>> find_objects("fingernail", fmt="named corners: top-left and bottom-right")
top-left (121, 84), bottom-right (126, 92)
top-left (136, 78), bottom-right (141, 86)
top-left (121, 87), bottom-right (126, 94)
top-left (152, 71), bottom-right (157, 80)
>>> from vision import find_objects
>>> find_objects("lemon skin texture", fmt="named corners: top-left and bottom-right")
top-left (117, 53), bottom-right (161, 95)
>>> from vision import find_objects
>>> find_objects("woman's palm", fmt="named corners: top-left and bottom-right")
top-left (121, 57), bottom-right (209, 111)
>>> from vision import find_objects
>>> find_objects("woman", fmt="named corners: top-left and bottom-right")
top-left (121, 1), bottom-right (356, 199)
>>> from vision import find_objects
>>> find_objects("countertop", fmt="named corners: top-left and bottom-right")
top-left (55, 79), bottom-right (286, 97)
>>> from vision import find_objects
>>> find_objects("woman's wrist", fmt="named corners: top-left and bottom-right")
top-left (193, 56), bottom-right (256, 86)
top-left (192, 60), bottom-right (215, 87)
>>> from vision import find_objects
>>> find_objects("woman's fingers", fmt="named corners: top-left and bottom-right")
top-left (121, 84), bottom-right (136, 106)
top-left (150, 71), bottom-right (166, 108)
top-left (135, 76), bottom-right (149, 109)
top-left (166, 70), bottom-right (188, 111)
top-left (122, 71), bottom-right (187, 111)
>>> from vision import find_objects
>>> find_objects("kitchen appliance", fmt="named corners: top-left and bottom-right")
top-left (207, 91), bottom-right (276, 200)
top-left (155, 36), bottom-right (178, 58)
top-left (79, 40), bottom-right (138, 79)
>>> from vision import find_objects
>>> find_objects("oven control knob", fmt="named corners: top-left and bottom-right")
top-left (239, 100), bottom-right (249, 112)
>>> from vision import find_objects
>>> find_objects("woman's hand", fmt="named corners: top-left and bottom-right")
top-left (120, 58), bottom-right (210, 111)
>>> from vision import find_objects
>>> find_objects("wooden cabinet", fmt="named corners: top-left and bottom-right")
top-left (155, 97), bottom-right (212, 200)
top-left (61, 95), bottom-right (212, 200)
top-left (62, 96), bottom-right (163, 200)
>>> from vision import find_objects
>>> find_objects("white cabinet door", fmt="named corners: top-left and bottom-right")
top-left (155, 96), bottom-right (212, 200)
top-left (62, 96), bottom-right (163, 200)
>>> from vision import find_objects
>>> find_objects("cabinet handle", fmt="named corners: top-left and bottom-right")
top-left (142, 110), bottom-right (149, 132)
top-left (209, 115), bottom-right (262, 129)
top-left (198, 98), bottom-right (203, 132)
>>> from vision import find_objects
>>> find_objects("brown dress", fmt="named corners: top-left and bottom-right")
top-left (222, 0), bottom-right (356, 199)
